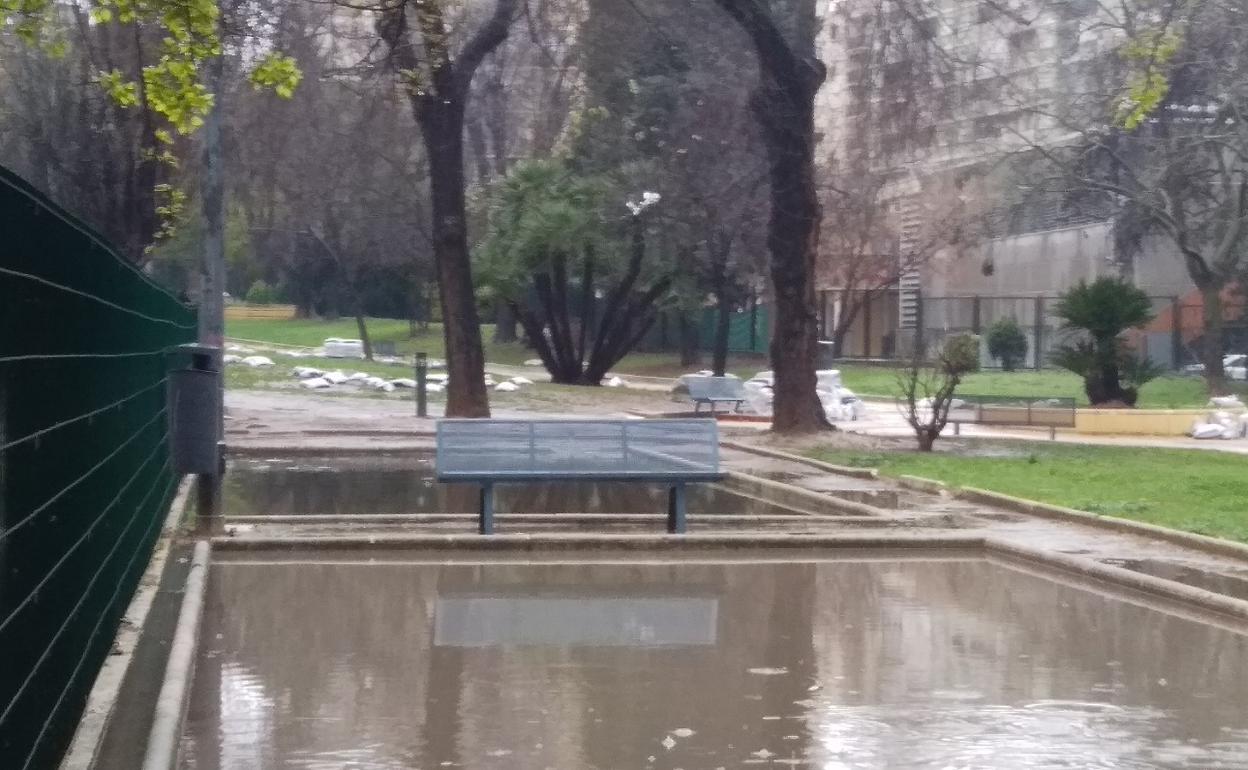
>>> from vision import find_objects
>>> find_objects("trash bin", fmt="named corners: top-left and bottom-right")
top-left (168, 343), bottom-right (222, 474)
top-left (817, 340), bottom-right (838, 368)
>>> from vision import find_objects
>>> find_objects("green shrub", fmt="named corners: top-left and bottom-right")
top-left (941, 333), bottom-right (981, 375)
top-left (245, 280), bottom-right (277, 305)
top-left (986, 317), bottom-right (1028, 371)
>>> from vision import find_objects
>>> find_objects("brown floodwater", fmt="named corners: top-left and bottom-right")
top-left (224, 455), bottom-right (804, 517)
top-left (179, 555), bottom-right (1248, 769)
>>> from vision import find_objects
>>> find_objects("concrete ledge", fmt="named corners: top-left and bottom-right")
top-left (212, 532), bottom-right (985, 552)
top-left (226, 512), bottom-right (888, 525)
top-left (1075, 407), bottom-right (1232, 436)
top-left (987, 538), bottom-right (1248, 624)
top-left (720, 441), bottom-right (880, 480)
top-left (141, 540), bottom-right (211, 770)
top-left (60, 477), bottom-right (195, 770)
top-left (208, 532), bottom-right (1248, 626)
top-left (724, 470), bottom-right (889, 517)
top-left (956, 485), bottom-right (1248, 562)
top-left (227, 443), bottom-right (435, 457)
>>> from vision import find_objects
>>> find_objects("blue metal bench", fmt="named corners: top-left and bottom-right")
top-left (686, 376), bottom-right (747, 414)
top-left (435, 418), bottom-right (723, 534)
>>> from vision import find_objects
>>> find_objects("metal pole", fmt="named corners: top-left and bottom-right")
top-left (1171, 296), bottom-right (1182, 371)
top-left (415, 351), bottom-right (428, 418)
top-left (1033, 296), bottom-right (1044, 371)
top-left (196, 45), bottom-right (226, 535)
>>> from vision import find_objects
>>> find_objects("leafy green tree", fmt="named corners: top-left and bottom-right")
top-left (986, 317), bottom-right (1028, 372)
top-left (1052, 278), bottom-right (1158, 406)
top-left (479, 159), bottom-right (673, 384)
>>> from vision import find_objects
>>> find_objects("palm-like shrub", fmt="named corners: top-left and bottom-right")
top-left (1051, 278), bottom-right (1156, 405)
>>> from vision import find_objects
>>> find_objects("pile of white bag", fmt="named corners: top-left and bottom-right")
top-left (289, 366), bottom-right (534, 396)
top-left (1191, 395), bottom-right (1248, 439)
top-left (741, 369), bottom-right (866, 421)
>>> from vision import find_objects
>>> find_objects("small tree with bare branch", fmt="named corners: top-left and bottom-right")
top-left (897, 332), bottom-right (979, 451)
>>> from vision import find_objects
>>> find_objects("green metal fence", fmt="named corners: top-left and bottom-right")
top-left (0, 166), bottom-right (195, 769)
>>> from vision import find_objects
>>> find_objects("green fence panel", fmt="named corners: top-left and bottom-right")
top-left (698, 304), bottom-right (770, 355)
top-left (0, 166), bottom-right (195, 769)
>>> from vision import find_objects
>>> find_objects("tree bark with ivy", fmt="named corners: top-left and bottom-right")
top-left (711, 0), bottom-right (828, 433)
top-left (377, 0), bottom-right (521, 417)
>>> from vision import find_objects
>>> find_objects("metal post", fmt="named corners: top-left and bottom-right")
top-left (479, 482), bottom-right (495, 535)
top-left (971, 295), bottom-right (982, 335)
top-left (913, 290), bottom-right (925, 360)
top-left (415, 352), bottom-right (428, 418)
top-left (668, 483), bottom-right (687, 534)
top-left (863, 291), bottom-right (873, 358)
top-left (1033, 296), bottom-right (1044, 370)
top-left (1171, 296), bottom-right (1182, 371)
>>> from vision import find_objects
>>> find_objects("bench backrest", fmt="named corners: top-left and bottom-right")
top-left (436, 418), bottom-right (721, 480)
top-left (686, 376), bottom-right (746, 401)
top-left (947, 395), bottom-right (1077, 427)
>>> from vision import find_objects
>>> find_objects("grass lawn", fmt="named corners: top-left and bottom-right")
top-left (809, 441), bottom-right (1248, 543)
top-left (227, 317), bottom-right (1238, 407)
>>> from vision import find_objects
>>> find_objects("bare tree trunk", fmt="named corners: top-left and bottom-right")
top-left (493, 300), bottom-right (518, 342)
top-left (713, 0), bottom-right (829, 433)
top-left (424, 111), bottom-right (490, 416)
top-left (376, 0), bottom-right (520, 417)
top-left (1201, 283), bottom-right (1228, 395)
top-left (712, 293), bottom-right (732, 377)
top-left (679, 313), bottom-right (701, 368)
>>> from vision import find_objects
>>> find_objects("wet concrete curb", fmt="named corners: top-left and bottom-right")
top-left (141, 540), bottom-right (211, 770)
top-left (60, 477), bottom-right (195, 770)
top-left (723, 470), bottom-right (889, 518)
top-left (987, 538), bottom-right (1248, 624)
top-left (897, 474), bottom-right (1248, 564)
top-left (211, 533), bottom-right (984, 552)
top-left (720, 441), bottom-right (879, 480)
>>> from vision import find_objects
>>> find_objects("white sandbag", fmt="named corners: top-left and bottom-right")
top-left (1191, 422), bottom-right (1229, 439)
top-left (483, 376), bottom-right (496, 387)
top-left (510, 376), bottom-right (534, 386)
top-left (815, 369), bottom-right (842, 391)
top-left (223, 354), bottom-right (243, 364)
top-left (363, 377), bottom-right (387, 389)
top-left (300, 377), bottom-right (332, 389)
top-left (523, 358), bottom-right (543, 367)
top-left (323, 338), bottom-right (365, 359)
top-left (292, 366), bottom-right (323, 379)
top-left (282, 349), bottom-right (305, 358)
top-left (495, 381), bottom-right (520, 392)
top-left (1209, 395), bottom-right (1245, 409)
top-left (226, 344), bottom-right (254, 354)
top-left (428, 373), bottom-right (450, 384)
top-left (605, 376), bottom-right (626, 388)
top-left (426, 382), bottom-right (445, 393)
top-left (390, 378), bottom-right (417, 388)
top-left (322, 370), bottom-right (349, 385)
top-left (242, 355), bottom-right (275, 367)
top-left (346, 372), bottom-right (370, 382)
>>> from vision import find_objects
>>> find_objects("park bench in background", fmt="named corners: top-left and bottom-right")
top-left (435, 418), bottom-right (722, 534)
top-left (686, 376), bottom-right (748, 414)
top-left (947, 395), bottom-right (1077, 440)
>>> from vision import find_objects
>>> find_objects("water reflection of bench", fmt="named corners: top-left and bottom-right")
top-left (947, 395), bottom-right (1077, 440)
top-left (434, 593), bottom-right (719, 646)
top-left (686, 376), bottom-right (748, 414)
top-left (435, 418), bottom-right (723, 534)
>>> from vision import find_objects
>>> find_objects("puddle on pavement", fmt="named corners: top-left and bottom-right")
top-left (180, 555), bottom-right (1248, 769)
top-left (225, 455), bottom-right (818, 517)
top-left (1101, 558), bottom-right (1248, 603)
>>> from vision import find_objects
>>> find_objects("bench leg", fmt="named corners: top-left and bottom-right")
top-left (479, 483), bottom-right (495, 535)
top-left (1049, 425), bottom-right (1056, 441)
top-left (953, 422), bottom-right (961, 436)
top-left (668, 483), bottom-right (687, 534)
